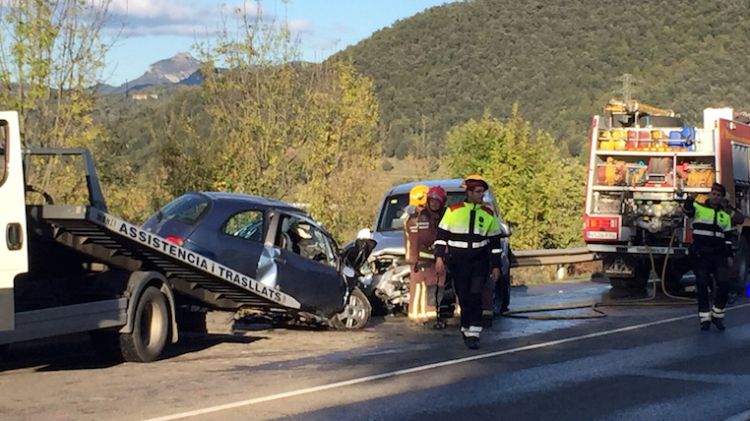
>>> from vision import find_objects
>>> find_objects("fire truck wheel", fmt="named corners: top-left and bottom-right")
top-left (608, 265), bottom-right (648, 291)
top-left (120, 287), bottom-right (169, 362)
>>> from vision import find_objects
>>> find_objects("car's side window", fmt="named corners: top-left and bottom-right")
top-left (278, 215), bottom-right (337, 268)
top-left (223, 210), bottom-right (264, 243)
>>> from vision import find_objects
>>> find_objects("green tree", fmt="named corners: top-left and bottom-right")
top-left (0, 0), bottom-right (110, 149)
top-left (0, 0), bottom-right (112, 207)
top-left (165, 3), bottom-right (380, 240)
top-left (445, 107), bottom-right (585, 249)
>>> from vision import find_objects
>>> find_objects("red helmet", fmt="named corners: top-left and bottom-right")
top-left (427, 186), bottom-right (447, 205)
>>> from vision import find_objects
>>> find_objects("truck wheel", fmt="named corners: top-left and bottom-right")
top-left (734, 237), bottom-right (750, 296)
top-left (609, 264), bottom-right (648, 291)
top-left (120, 287), bottom-right (169, 362)
top-left (329, 288), bottom-right (371, 330)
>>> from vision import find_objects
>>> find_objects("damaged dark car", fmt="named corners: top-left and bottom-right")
top-left (143, 192), bottom-right (373, 329)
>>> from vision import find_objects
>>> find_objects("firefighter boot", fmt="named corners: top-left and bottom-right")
top-left (431, 319), bottom-right (447, 330)
top-left (699, 311), bottom-right (711, 331)
top-left (712, 318), bottom-right (725, 331)
top-left (482, 310), bottom-right (494, 328)
top-left (461, 326), bottom-right (482, 350)
top-left (711, 307), bottom-right (726, 331)
top-left (463, 334), bottom-right (479, 350)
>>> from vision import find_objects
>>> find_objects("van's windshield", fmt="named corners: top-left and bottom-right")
top-left (377, 191), bottom-right (501, 232)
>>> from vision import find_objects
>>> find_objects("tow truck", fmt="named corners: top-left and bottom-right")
top-left (0, 111), bottom-right (346, 362)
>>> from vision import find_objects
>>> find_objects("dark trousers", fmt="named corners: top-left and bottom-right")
top-left (449, 254), bottom-right (487, 329)
top-left (494, 269), bottom-right (510, 313)
top-left (694, 254), bottom-right (729, 313)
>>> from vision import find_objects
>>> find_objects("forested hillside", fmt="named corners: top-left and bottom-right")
top-left (340, 0), bottom-right (750, 157)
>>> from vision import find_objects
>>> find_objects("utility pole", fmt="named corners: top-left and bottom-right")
top-left (617, 73), bottom-right (634, 102)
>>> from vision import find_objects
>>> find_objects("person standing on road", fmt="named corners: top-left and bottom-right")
top-left (434, 175), bottom-right (503, 349)
top-left (404, 185), bottom-right (447, 326)
top-left (683, 182), bottom-right (735, 331)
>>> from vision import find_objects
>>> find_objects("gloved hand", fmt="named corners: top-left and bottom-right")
top-left (491, 267), bottom-right (501, 283)
top-left (435, 257), bottom-right (445, 276)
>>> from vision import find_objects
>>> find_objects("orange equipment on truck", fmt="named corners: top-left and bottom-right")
top-left (584, 100), bottom-right (750, 292)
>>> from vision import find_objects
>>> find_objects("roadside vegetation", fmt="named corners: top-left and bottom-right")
top-left (10, 0), bottom-right (742, 251)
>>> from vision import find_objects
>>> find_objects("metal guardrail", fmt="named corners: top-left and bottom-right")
top-left (372, 246), bottom-right (598, 268)
top-left (510, 247), bottom-right (598, 268)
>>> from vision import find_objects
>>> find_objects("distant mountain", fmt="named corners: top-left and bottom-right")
top-left (178, 70), bottom-right (205, 86)
top-left (128, 52), bottom-right (202, 89)
top-left (101, 52), bottom-right (203, 94)
top-left (96, 83), bottom-right (121, 95)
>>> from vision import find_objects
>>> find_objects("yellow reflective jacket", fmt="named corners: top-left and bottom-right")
top-left (434, 201), bottom-right (503, 267)
top-left (683, 198), bottom-right (733, 257)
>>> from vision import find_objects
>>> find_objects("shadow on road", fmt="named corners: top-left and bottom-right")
top-left (0, 332), bottom-right (267, 372)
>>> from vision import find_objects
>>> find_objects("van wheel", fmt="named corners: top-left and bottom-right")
top-left (329, 288), bottom-right (371, 330)
top-left (120, 287), bottom-right (169, 362)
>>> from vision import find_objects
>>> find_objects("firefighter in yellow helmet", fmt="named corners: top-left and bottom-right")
top-left (434, 175), bottom-right (503, 349)
top-left (404, 184), bottom-right (447, 325)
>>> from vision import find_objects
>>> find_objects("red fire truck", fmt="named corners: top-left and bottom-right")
top-left (584, 100), bottom-right (750, 292)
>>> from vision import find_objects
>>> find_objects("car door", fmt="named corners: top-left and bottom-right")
top-left (266, 212), bottom-right (346, 317)
top-left (0, 113), bottom-right (28, 331)
top-left (209, 208), bottom-right (266, 279)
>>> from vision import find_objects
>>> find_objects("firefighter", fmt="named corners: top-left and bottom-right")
top-left (404, 185), bottom-right (447, 326)
top-left (683, 182), bottom-right (735, 331)
top-left (434, 175), bottom-right (503, 349)
top-left (404, 184), bottom-right (427, 322)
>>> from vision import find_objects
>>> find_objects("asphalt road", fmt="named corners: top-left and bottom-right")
top-left (2, 281), bottom-right (750, 421)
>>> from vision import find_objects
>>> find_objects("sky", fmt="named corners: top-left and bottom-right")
top-left (102, 0), bottom-right (457, 86)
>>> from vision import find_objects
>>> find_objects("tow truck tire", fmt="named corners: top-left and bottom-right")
top-left (329, 288), bottom-right (371, 330)
top-left (120, 287), bottom-right (169, 362)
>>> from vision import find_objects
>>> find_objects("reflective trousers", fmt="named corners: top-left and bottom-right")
top-left (408, 261), bottom-right (445, 321)
top-left (448, 254), bottom-right (487, 330)
top-left (694, 253), bottom-right (729, 321)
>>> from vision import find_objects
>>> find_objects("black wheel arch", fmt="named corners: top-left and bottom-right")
top-left (122, 271), bottom-right (178, 344)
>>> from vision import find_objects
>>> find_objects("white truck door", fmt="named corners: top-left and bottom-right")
top-left (0, 111), bottom-right (28, 331)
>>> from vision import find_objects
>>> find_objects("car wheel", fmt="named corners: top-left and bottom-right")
top-left (329, 288), bottom-right (371, 330)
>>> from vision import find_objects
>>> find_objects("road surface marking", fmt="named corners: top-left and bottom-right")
top-left (144, 303), bottom-right (750, 421)
top-left (724, 408), bottom-right (750, 421)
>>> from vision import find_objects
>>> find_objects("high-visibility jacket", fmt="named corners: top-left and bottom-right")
top-left (434, 201), bottom-right (503, 268)
top-left (683, 198), bottom-right (733, 257)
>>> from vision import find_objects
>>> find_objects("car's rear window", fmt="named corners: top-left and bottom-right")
top-left (158, 194), bottom-right (210, 225)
